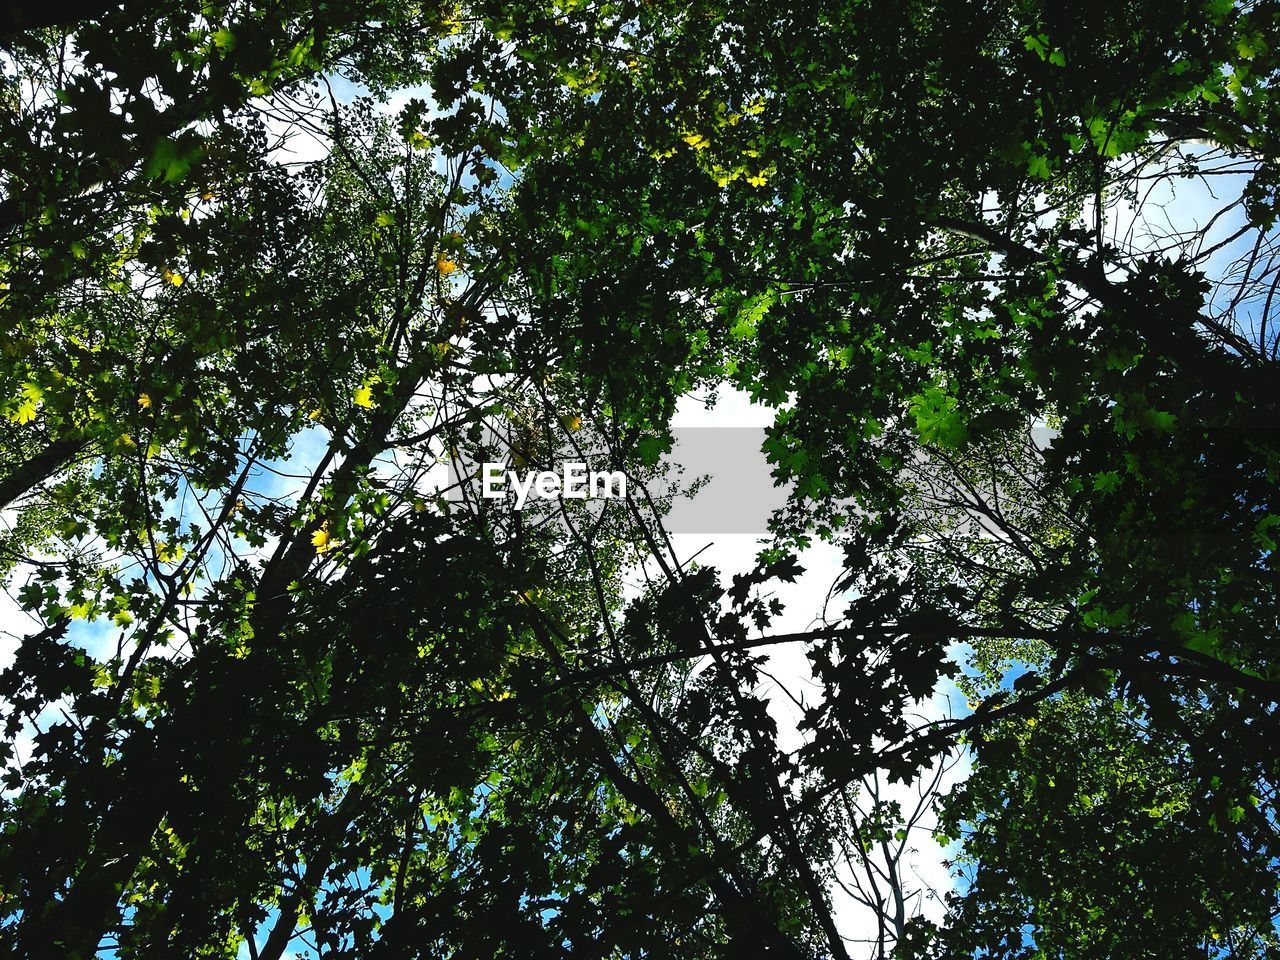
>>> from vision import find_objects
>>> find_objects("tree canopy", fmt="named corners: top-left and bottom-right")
top-left (1, 0), bottom-right (1279, 958)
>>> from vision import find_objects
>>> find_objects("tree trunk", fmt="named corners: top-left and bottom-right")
top-left (0, 435), bottom-right (86, 509)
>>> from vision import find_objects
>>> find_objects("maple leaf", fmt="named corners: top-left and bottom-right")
top-left (9, 399), bottom-right (37, 424)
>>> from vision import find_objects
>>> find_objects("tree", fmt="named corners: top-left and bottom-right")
top-left (2, 0), bottom-right (1280, 957)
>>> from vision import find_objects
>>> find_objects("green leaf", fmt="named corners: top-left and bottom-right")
top-left (909, 386), bottom-right (969, 448)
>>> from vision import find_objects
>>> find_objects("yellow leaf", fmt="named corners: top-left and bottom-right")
top-left (746, 171), bottom-right (768, 187)
top-left (432, 342), bottom-right (451, 360)
top-left (353, 385), bottom-right (374, 408)
top-left (138, 393), bottom-right (152, 409)
top-left (564, 414), bottom-right (582, 432)
top-left (682, 132), bottom-right (710, 151)
top-left (436, 256), bottom-right (458, 275)
top-left (9, 399), bottom-right (37, 424)
top-left (162, 267), bottom-right (184, 287)
top-left (311, 525), bottom-right (332, 553)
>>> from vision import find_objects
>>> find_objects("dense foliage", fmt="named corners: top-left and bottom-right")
top-left (1, 0), bottom-right (1278, 957)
